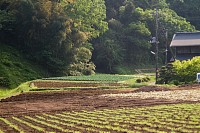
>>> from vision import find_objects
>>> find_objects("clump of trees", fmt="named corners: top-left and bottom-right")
top-left (167, 0), bottom-right (200, 30)
top-left (158, 57), bottom-right (200, 85)
top-left (0, 0), bottom-right (198, 78)
top-left (0, 0), bottom-right (107, 76)
top-left (92, 0), bottom-right (195, 73)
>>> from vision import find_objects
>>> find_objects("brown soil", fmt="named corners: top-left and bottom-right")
top-left (1, 85), bottom-right (200, 117)
top-left (32, 81), bottom-right (128, 88)
top-left (133, 86), bottom-right (171, 92)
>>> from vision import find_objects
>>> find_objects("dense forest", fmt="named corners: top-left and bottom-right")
top-left (0, 0), bottom-right (199, 87)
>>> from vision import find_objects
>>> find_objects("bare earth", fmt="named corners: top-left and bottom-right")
top-left (1, 84), bottom-right (200, 117)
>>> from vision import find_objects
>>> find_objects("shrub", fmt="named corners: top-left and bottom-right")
top-left (157, 64), bottom-right (174, 84)
top-left (136, 78), bottom-right (142, 83)
top-left (136, 77), bottom-right (151, 83)
top-left (146, 77), bottom-right (150, 81)
top-left (142, 77), bottom-right (150, 82)
top-left (172, 57), bottom-right (200, 82)
top-left (159, 56), bottom-right (200, 85)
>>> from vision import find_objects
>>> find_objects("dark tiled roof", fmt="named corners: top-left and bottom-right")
top-left (170, 32), bottom-right (200, 47)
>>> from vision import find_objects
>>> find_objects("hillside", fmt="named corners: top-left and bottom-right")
top-left (0, 0), bottom-right (198, 80)
top-left (0, 44), bottom-right (47, 88)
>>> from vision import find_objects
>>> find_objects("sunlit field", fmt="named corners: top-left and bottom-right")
top-left (0, 104), bottom-right (200, 133)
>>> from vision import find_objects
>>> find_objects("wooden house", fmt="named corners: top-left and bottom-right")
top-left (170, 32), bottom-right (200, 61)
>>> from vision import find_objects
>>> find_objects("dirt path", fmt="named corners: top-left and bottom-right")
top-left (1, 85), bottom-right (200, 117)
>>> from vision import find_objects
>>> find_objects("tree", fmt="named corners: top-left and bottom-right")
top-left (63, 0), bottom-right (108, 75)
top-left (0, 0), bottom-right (108, 76)
top-left (64, 0), bottom-right (108, 40)
top-left (0, 0), bottom-right (73, 75)
top-left (67, 47), bottom-right (95, 75)
top-left (93, 30), bottom-right (124, 73)
top-left (92, 0), bottom-right (196, 73)
top-left (123, 21), bottom-right (151, 64)
top-left (0, 0), bottom-right (17, 43)
top-left (167, 0), bottom-right (200, 30)
top-left (134, 0), bottom-right (168, 9)
top-left (15, 0), bottom-right (73, 75)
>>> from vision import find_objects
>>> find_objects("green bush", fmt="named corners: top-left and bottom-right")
top-left (142, 77), bottom-right (150, 82)
top-left (136, 77), bottom-right (151, 83)
top-left (136, 78), bottom-right (142, 83)
top-left (172, 57), bottom-right (200, 82)
top-left (159, 56), bottom-right (200, 85)
top-left (157, 64), bottom-right (174, 84)
top-left (146, 77), bottom-right (150, 81)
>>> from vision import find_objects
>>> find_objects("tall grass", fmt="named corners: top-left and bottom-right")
top-left (0, 82), bottom-right (31, 100)
top-left (0, 88), bottom-right (14, 99)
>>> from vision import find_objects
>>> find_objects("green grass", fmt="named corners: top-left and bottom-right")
top-left (0, 88), bottom-right (15, 100)
top-left (0, 82), bottom-right (31, 100)
top-left (0, 103), bottom-right (200, 132)
top-left (124, 75), bottom-right (155, 88)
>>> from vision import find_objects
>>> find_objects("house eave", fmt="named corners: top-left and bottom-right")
top-left (170, 32), bottom-right (200, 47)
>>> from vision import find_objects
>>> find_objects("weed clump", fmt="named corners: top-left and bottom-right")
top-left (136, 77), bottom-right (150, 83)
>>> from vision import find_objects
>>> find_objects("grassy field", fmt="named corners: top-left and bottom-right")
top-left (0, 103), bottom-right (199, 132)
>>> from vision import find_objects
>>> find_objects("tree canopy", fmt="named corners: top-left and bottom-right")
top-left (167, 0), bottom-right (200, 30)
top-left (92, 0), bottom-right (195, 73)
top-left (0, 0), bottom-right (198, 78)
top-left (0, 0), bottom-right (107, 76)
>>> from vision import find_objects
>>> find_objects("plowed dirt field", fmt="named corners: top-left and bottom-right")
top-left (1, 84), bottom-right (200, 117)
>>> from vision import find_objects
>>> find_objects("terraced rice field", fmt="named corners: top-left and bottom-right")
top-left (42, 74), bottom-right (138, 82)
top-left (31, 80), bottom-right (128, 89)
top-left (0, 104), bottom-right (200, 133)
top-left (30, 74), bottom-right (138, 90)
top-left (1, 81), bottom-right (200, 133)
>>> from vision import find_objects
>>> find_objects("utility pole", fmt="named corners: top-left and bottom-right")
top-left (155, 7), bottom-right (159, 84)
top-left (150, 0), bottom-right (159, 84)
top-left (165, 29), bottom-right (168, 65)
